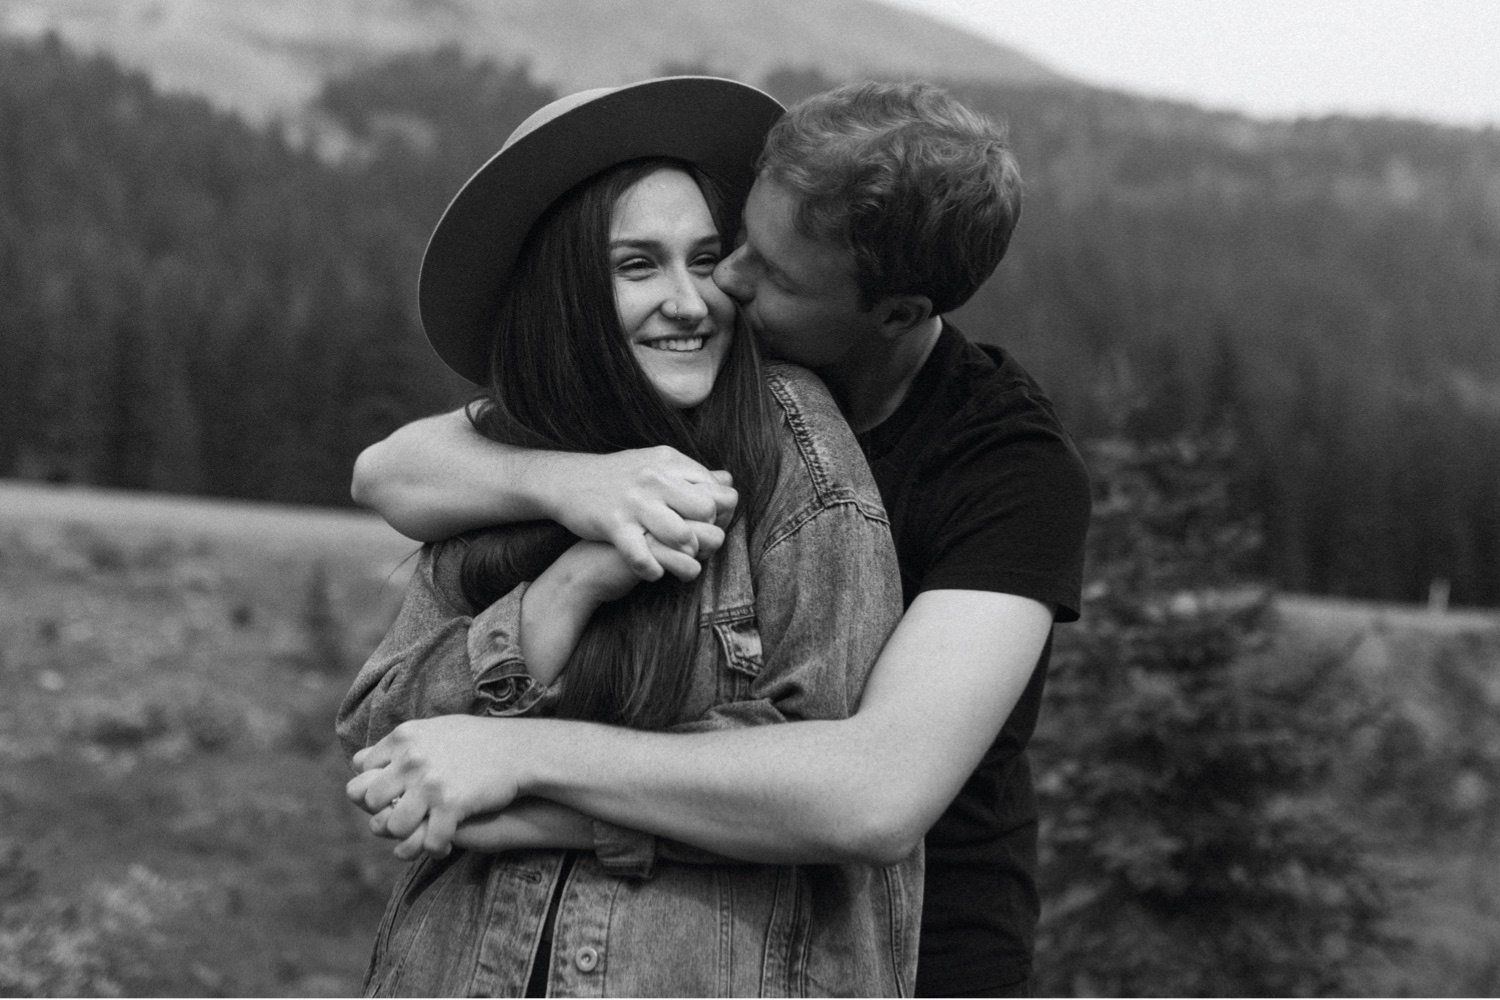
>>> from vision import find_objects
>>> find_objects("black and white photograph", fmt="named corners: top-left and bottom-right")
top-left (1, 1), bottom-right (1496, 995)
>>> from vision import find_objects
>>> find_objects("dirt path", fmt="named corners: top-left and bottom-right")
top-left (1277, 592), bottom-right (1500, 638)
top-left (0, 479), bottom-right (414, 564)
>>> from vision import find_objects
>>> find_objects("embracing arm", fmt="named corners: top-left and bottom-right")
top-left (528, 589), bottom-right (1054, 864)
top-left (352, 587), bottom-right (1053, 866)
top-left (385, 501), bottom-right (897, 866)
top-left (352, 408), bottom-right (735, 580)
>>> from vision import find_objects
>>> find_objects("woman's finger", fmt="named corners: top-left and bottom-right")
top-left (347, 770), bottom-right (402, 814)
top-left (421, 807), bottom-right (460, 859)
top-left (702, 480), bottom-right (739, 528)
top-left (647, 537), bottom-right (702, 582)
top-left (636, 504), bottom-right (695, 553)
top-left (384, 789), bottom-right (429, 840)
top-left (661, 481), bottom-right (720, 526)
top-left (351, 740), bottom-right (394, 773)
top-left (686, 521), bottom-right (726, 560)
top-left (608, 524), bottom-right (665, 582)
top-left (393, 821), bottom-right (429, 861)
top-left (368, 805), bottom-right (394, 837)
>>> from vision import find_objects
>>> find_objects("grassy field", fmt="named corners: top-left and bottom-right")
top-left (1, 480), bottom-right (1496, 996)
top-left (0, 481), bottom-right (414, 996)
top-left (1259, 593), bottom-right (1500, 994)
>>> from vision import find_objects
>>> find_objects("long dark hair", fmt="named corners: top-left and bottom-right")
top-left (451, 157), bottom-right (781, 730)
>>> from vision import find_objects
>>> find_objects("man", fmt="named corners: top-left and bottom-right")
top-left (348, 80), bottom-right (1090, 996)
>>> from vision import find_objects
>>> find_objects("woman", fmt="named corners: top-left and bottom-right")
top-left (336, 78), bottom-right (915, 997)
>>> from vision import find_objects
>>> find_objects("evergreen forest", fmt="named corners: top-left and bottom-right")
top-left (4, 35), bottom-right (1498, 606)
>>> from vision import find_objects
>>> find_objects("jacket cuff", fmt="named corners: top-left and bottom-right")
top-left (468, 582), bottom-right (560, 716)
top-left (592, 820), bottom-right (658, 880)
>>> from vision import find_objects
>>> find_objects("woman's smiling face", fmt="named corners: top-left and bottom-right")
top-left (609, 168), bottom-right (735, 410)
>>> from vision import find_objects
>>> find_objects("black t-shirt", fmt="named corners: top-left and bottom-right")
top-left (857, 321), bottom-right (1091, 996)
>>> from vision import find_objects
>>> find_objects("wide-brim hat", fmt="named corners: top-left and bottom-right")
top-left (419, 76), bottom-right (785, 385)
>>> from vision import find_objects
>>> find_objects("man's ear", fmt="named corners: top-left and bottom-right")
top-left (876, 295), bottom-right (934, 337)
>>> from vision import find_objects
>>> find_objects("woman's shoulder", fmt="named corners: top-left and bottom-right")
top-left (761, 362), bottom-right (848, 451)
top-left (762, 361), bottom-right (838, 416)
top-left (760, 362), bottom-right (886, 524)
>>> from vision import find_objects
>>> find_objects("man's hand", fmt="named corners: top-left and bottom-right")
top-left (535, 446), bottom-right (737, 583)
top-left (352, 409), bottom-right (737, 580)
top-left (347, 715), bottom-right (527, 860)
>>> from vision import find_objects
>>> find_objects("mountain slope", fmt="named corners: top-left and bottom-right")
top-left (0, 0), bottom-right (1065, 122)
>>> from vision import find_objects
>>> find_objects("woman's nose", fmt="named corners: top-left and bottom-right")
top-left (664, 273), bottom-right (710, 323)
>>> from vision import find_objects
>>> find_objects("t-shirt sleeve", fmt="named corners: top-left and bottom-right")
top-left (912, 390), bottom-right (1092, 622)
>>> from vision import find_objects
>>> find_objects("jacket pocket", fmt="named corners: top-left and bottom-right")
top-left (366, 851), bottom-right (486, 997)
top-left (710, 609), bottom-right (763, 701)
top-left (364, 854), bottom-right (449, 996)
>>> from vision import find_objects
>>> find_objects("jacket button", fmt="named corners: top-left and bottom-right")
top-left (575, 946), bottom-right (600, 972)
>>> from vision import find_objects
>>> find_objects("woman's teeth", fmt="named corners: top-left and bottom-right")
top-left (646, 337), bottom-right (705, 352)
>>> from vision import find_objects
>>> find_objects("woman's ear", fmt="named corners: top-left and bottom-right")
top-left (876, 294), bottom-right (935, 337)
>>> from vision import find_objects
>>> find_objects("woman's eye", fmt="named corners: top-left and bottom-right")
top-left (614, 257), bottom-right (653, 275)
top-left (691, 253), bottom-right (721, 272)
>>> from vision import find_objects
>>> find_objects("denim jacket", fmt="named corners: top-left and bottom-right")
top-left (336, 364), bottom-right (918, 997)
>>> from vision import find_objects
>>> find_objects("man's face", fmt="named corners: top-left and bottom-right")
top-left (713, 175), bottom-right (879, 371)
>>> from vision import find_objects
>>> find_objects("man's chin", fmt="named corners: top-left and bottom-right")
top-left (737, 316), bottom-right (781, 360)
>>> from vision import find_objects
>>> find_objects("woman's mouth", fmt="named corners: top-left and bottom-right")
top-left (642, 335), bottom-right (707, 352)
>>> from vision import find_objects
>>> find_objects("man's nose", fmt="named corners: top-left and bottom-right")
top-left (713, 247), bottom-right (753, 303)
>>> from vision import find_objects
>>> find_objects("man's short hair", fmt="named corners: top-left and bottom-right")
top-left (757, 80), bottom-right (1022, 315)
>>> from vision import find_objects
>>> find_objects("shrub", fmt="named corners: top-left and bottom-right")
top-left (1034, 432), bottom-right (1397, 996)
top-left (302, 561), bottom-right (350, 676)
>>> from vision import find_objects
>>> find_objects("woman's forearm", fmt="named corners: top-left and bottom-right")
top-left (517, 574), bottom-right (596, 685)
top-left (452, 798), bottom-right (596, 853)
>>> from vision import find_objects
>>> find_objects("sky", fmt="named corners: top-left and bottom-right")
top-left (887, 0), bottom-right (1500, 130)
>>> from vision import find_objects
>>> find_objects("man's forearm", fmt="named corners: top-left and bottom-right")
top-left (352, 409), bottom-right (546, 541)
top-left (515, 590), bottom-right (1055, 866)
top-left (352, 411), bottom-right (738, 581)
top-left (517, 713), bottom-right (919, 866)
top-left (351, 590), bottom-right (1053, 866)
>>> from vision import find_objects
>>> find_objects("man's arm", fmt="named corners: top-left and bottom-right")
top-left (351, 589), bottom-right (1053, 865)
top-left (531, 589), bottom-right (1053, 863)
top-left (352, 408), bottom-right (736, 580)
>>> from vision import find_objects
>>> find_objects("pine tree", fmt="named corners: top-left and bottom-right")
top-left (1033, 431), bottom-right (1396, 996)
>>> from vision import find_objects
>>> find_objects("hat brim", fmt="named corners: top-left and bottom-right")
top-left (419, 76), bottom-right (785, 385)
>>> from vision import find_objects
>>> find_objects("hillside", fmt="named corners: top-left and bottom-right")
top-left (0, 0), bottom-right (1065, 124)
top-left (3, 34), bottom-right (1497, 606)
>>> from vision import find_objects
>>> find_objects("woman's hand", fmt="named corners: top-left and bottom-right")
top-left (521, 520), bottom-right (725, 684)
top-left (363, 798), bottom-right (595, 859)
top-left (347, 715), bottom-right (527, 859)
top-left (548, 517), bottom-right (728, 607)
top-left (537, 446), bottom-right (738, 582)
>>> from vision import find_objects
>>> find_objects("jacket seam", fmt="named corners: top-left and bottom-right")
top-left (759, 496), bottom-right (890, 564)
top-left (767, 369), bottom-right (835, 501)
